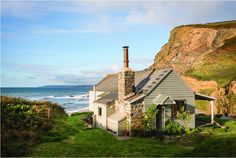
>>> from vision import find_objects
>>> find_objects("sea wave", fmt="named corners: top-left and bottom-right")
top-left (43, 94), bottom-right (89, 100)
top-left (66, 107), bottom-right (89, 115)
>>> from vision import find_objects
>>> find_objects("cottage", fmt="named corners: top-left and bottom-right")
top-left (89, 46), bottom-right (215, 136)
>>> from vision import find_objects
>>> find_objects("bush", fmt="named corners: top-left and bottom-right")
top-left (164, 119), bottom-right (183, 135)
top-left (196, 114), bottom-right (211, 122)
top-left (83, 112), bottom-right (94, 125)
top-left (132, 128), bottom-right (164, 139)
top-left (1, 96), bottom-right (67, 157)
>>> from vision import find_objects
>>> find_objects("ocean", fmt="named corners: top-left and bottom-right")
top-left (0, 86), bottom-right (92, 113)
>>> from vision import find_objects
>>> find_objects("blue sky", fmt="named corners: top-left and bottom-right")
top-left (1, 1), bottom-right (236, 87)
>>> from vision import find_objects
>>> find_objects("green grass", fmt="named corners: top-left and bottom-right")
top-left (29, 113), bottom-right (190, 157)
top-left (195, 100), bottom-right (209, 111)
top-left (185, 51), bottom-right (236, 88)
top-left (195, 89), bottom-right (214, 112)
top-left (185, 121), bottom-right (236, 156)
top-left (199, 88), bottom-right (215, 96)
top-left (28, 113), bottom-right (236, 157)
top-left (176, 20), bottom-right (236, 29)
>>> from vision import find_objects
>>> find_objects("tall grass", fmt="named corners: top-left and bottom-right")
top-left (185, 51), bottom-right (236, 88)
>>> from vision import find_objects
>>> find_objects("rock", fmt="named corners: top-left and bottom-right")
top-left (181, 76), bottom-right (217, 92)
top-left (229, 80), bottom-right (236, 95)
top-left (151, 21), bottom-right (236, 74)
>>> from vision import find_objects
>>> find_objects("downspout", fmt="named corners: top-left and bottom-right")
top-left (210, 100), bottom-right (214, 123)
top-left (93, 85), bottom-right (96, 127)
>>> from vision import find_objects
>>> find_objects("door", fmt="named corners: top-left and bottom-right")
top-left (156, 106), bottom-right (163, 131)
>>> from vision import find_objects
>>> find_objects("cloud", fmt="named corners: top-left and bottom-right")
top-left (3, 63), bottom-right (121, 85)
top-left (50, 64), bottom-right (121, 85)
top-left (51, 74), bottom-right (100, 85)
top-left (28, 76), bottom-right (36, 80)
top-left (125, 1), bottom-right (230, 26)
top-left (2, 1), bottom-right (235, 35)
top-left (1, 1), bottom-right (45, 19)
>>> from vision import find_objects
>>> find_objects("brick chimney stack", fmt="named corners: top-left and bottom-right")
top-left (118, 46), bottom-right (135, 103)
top-left (123, 46), bottom-right (129, 69)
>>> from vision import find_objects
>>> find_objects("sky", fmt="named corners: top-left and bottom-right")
top-left (1, 0), bottom-right (236, 87)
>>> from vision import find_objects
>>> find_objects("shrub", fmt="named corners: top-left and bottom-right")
top-left (177, 107), bottom-right (192, 134)
top-left (196, 114), bottom-right (211, 122)
top-left (164, 119), bottom-right (183, 135)
top-left (143, 104), bottom-right (159, 131)
top-left (1, 96), bottom-right (67, 157)
top-left (83, 112), bottom-right (94, 125)
top-left (217, 92), bottom-right (236, 116)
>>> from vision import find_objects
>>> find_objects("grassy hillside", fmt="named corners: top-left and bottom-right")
top-left (185, 120), bottom-right (236, 156)
top-left (176, 20), bottom-right (236, 29)
top-left (1, 96), bottom-right (67, 156)
top-left (185, 50), bottom-right (236, 88)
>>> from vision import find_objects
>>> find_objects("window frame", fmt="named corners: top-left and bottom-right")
top-left (98, 107), bottom-right (102, 116)
top-left (172, 100), bottom-right (186, 118)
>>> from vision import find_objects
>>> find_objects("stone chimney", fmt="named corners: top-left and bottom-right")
top-left (118, 46), bottom-right (135, 103)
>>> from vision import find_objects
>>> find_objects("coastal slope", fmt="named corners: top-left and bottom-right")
top-left (151, 20), bottom-right (236, 114)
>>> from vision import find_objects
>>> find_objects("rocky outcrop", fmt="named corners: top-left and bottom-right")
top-left (152, 21), bottom-right (236, 74)
top-left (182, 76), bottom-right (217, 92)
top-left (151, 21), bottom-right (236, 114)
top-left (229, 80), bottom-right (236, 95)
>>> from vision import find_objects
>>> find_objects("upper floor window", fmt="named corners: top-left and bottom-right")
top-left (98, 107), bottom-right (102, 116)
top-left (172, 100), bottom-right (186, 118)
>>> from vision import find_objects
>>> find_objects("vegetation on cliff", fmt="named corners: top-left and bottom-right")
top-left (1, 96), bottom-right (67, 156)
top-left (176, 20), bottom-right (236, 29)
top-left (185, 50), bottom-right (236, 88)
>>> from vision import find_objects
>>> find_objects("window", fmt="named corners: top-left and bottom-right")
top-left (98, 107), bottom-right (102, 116)
top-left (172, 100), bottom-right (186, 118)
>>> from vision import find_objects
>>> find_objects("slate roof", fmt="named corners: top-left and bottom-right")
top-left (94, 92), bottom-right (117, 105)
top-left (108, 112), bottom-right (126, 122)
top-left (95, 69), bottom-right (153, 92)
top-left (96, 68), bottom-right (172, 93)
top-left (94, 68), bottom-right (172, 104)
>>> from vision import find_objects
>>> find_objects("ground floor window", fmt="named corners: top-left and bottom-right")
top-left (172, 100), bottom-right (186, 118)
top-left (98, 107), bottom-right (102, 116)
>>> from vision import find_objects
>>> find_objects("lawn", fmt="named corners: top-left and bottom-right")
top-left (29, 113), bottom-right (236, 157)
top-left (186, 120), bottom-right (236, 156)
top-left (29, 113), bottom-right (190, 157)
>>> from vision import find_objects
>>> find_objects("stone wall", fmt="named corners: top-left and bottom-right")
top-left (130, 100), bottom-right (145, 134)
top-left (115, 100), bottom-right (145, 135)
top-left (118, 69), bottom-right (135, 103)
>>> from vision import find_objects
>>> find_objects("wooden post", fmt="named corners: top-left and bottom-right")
top-left (163, 106), bottom-right (165, 130)
top-left (48, 107), bottom-right (51, 120)
top-left (210, 100), bottom-right (214, 123)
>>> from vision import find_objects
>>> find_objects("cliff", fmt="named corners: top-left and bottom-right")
top-left (151, 20), bottom-right (236, 114)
